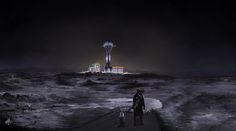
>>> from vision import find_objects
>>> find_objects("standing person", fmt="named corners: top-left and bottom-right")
top-left (132, 88), bottom-right (145, 126)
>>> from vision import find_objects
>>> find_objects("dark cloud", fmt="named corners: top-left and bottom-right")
top-left (0, 0), bottom-right (236, 75)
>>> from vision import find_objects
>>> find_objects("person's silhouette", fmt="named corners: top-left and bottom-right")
top-left (132, 88), bottom-right (145, 126)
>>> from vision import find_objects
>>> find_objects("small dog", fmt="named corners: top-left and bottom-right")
top-left (118, 110), bottom-right (125, 127)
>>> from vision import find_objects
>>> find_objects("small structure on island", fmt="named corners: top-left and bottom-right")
top-left (112, 66), bottom-right (124, 74)
top-left (88, 63), bottom-right (101, 73)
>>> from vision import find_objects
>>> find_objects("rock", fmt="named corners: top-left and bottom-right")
top-left (16, 94), bottom-right (30, 101)
top-left (3, 93), bottom-right (15, 100)
top-left (82, 79), bottom-right (97, 86)
top-left (0, 103), bottom-right (10, 108)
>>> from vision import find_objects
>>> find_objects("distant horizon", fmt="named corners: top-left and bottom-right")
top-left (0, 67), bottom-right (236, 77)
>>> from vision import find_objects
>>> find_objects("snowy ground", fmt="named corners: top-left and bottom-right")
top-left (0, 72), bottom-right (236, 131)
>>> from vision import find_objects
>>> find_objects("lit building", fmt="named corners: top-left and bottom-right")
top-left (81, 41), bottom-right (127, 74)
top-left (89, 63), bottom-right (101, 73)
top-left (103, 41), bottom-right (115, 72)
top-left (112, 66), bottom-right (124, 74)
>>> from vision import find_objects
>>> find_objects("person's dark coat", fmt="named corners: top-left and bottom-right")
top-left (132, 92), bottom-right (145, 116)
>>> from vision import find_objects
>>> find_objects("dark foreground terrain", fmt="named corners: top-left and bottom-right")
top-left (75, 109), bottom-right (161, 131)
top-left (0, 72), bottom-right (236, 131)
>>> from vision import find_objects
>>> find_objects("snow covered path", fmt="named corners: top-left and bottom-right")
top-left (75, 109), bottom-right (161, 131)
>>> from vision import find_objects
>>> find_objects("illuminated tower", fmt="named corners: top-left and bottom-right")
top-left (103, 41), bottom-right (115, 72)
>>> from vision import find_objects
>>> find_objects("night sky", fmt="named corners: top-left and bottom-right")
top-left (0, 0), bottom-right (236, 75)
